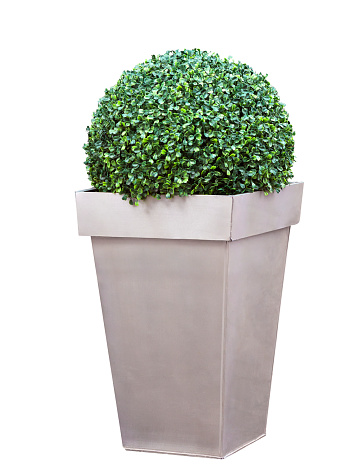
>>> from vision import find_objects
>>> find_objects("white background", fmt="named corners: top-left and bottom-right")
top-left (1, 1), bottom-right (362, 474)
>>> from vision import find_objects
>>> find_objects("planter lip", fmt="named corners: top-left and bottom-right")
top-left (75, 181), bottom-right (303, 241)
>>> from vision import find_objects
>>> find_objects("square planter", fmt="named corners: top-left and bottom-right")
top-left (76, 182), bottom-right (303, 458)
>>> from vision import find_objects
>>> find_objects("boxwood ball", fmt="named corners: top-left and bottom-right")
top-left (84, 49), bottom-right (295, 204)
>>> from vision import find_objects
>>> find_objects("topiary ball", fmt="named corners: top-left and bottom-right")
top-left (84, 49), bottom-right (295, 204)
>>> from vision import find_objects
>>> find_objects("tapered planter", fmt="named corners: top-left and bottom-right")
top-left (76, 182), bottom-right (303, 458)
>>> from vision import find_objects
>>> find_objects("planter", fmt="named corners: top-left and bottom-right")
top-left (76, 182), bottom-right (303, 458)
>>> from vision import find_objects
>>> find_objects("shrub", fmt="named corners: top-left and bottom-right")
top-left (84, 49), bottom-right (295, 204)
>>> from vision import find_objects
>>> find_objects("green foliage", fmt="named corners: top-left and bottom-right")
top-left (84, 49), bottom-right (295, 204)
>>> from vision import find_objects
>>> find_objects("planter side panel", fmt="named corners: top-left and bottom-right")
top-left (231, 182), bottom-right (303, 240)
top-left (91, 237), bottom-right (227, 457)
top-left (77, 191), bottom-right (232, 241)
top-left (222, 227), bottom-right (290, 456)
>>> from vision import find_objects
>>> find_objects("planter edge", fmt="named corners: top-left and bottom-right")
top-left (76, 182), bottom-right (303, 241)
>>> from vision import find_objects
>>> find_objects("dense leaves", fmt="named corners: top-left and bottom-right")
top-left (84, 49), bottom-right (295, 204)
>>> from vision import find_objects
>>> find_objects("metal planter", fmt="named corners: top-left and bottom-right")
top-left (76, 182), bottom-right (303, 458)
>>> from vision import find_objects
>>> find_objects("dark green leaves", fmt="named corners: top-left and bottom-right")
top-left (84, 49), bottom-right (295, 203)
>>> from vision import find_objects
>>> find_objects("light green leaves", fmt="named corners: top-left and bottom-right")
top-left (84, 49), bottom-right (295, 203)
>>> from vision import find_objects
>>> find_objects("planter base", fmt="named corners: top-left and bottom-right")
top-left (124, 434), bottom-right (266, 459)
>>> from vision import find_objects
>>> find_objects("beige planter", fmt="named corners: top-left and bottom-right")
top-left (76, 182), bottom-right (303, 458)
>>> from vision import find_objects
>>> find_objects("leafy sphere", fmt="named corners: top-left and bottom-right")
top-left (84, 49), bottom-right (295, 204)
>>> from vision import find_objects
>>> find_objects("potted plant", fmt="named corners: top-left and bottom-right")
top-left (76, 49), bottom-right (303, 458)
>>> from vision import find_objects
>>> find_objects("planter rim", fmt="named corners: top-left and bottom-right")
top-left (76, 181), bottom-right (303, 241)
